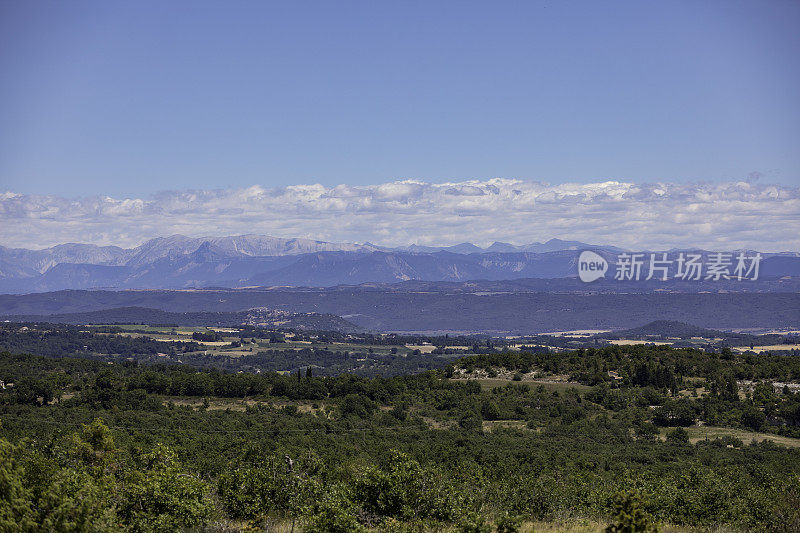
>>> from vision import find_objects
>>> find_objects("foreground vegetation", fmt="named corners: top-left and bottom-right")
top-left (1, 337), bottom-right (800, 531)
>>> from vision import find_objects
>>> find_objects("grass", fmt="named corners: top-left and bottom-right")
top-left (520, 520), bottom-right (735, 532)
top-left (482, 419), bottom-right (529, 432)
top-left (454, 377), bottom-right (590, 392)
top-left (732, 344), bottom-right (800, 353)
top-left (661, 425), bottom-right (800, 448)
top-left (203, 517), bottom-right (728, 532)
top-left (608, 339), bottom-right (673, 346)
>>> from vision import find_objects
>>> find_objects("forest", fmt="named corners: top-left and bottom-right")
top-left (1, 328), bottom-right (800, 531)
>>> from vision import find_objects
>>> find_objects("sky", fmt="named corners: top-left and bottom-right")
top-left (0, 1), bottom-right (799, 250)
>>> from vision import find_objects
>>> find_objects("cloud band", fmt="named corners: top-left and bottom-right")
top-left (1, 179), bottom-right (798, 251)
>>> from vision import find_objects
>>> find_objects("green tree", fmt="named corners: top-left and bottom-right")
top-left (481, 400), bottom-right (502, 421)
top-left (304, 487), bottom-right (365, 533)
top-left (665, 427), bottom-right (689, 444)
top-left (0, 437), bottom-right (35, 532)
top-left (67, 418), bottom-right (118, 475)
top-left (741, 406), bottom-right (766, 432)
top-left (605, 491), bottom-right (659, 533)
top-left (118, 444), bottom-right (214, 532)
top-left (35, 469), bottom-right (119, 532)
top-left (218, 454), bottom-right (322, 523)
top-left (353, 450), bottom-right (458, 522)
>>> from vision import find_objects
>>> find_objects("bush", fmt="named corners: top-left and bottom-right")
top-left (456, 511), bottom-right (492, 533)
top-left (117, 444), bottom-right (215, 532)
top-left (34, 468), bottom-right (117, 532)
top-left (741, 407), bottom-right (766, 432)
top-left (304, 488), bottom-right (365, 533)
top-left (605, 491), bottom-right (659, 533)
top-left (495, 512), bottom-right (522, 532)
top-left (352, 450), bottom-right (459, 522)
top-left (666, 427), bottom-right (689, 444)
top-left (652, 400), bottom-right (695, 427)
top-left (0, 438), bottom-right (35, 531)
top-left (481, 401), bottom-right (502, 421)
top-left (218, 455), bottom-right (321, 521)
top-left (459, 413), bottom-right (483, 432)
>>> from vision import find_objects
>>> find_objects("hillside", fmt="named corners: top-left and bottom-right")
top-left (602, 320), bottom-right (797, 347)
top-left (2, 341), bottom-right (800, 530)
top-left (609, 320), bottom-right (729, 339)
top-left (2, 289), bottom-right (798, 334)
top-left (3, 305), bottom-right (360, 332)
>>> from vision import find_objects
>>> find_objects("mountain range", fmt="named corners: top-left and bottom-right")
top-left (0, 234), bottom-right (798, 293)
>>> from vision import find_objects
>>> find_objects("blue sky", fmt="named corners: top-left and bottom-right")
top-left (1, 0), bottom-right (799, 198)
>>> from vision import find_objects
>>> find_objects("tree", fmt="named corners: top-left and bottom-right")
top-left (218, 454), bottom-right (322, 523)
top-left (352, 450), bottom-right (459, 522)
top-left (0, 437), bottom-right (35, 532)
top-left (67, 418), bottom-right (117, 475)
top-left (741, 406), bottom-right (766, 432)
top-left (652, 400), bottom-right (695, 427)
top-left (304, 487), bottom-right (364, 533)
top-left (34, 469), bottom-right (118, 532)
top-left (666, 427), bottom-right (689, 444)
top-left (459, 412), bottom-right (483, 432)
top-left (117, 444), bottom-right (214, 532)
top-left (480, 400), bottom-right (501, 421)
top-left (605, 491), bottom-right (659, 533)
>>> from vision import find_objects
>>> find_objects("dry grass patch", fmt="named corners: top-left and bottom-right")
top-left (451, 376), bottom-right (590, 393)
top-left (482, 420), bottom-right (529, 432)
top-left (662, 425), bottom-right (800, 448)
top-left (405, 344), bottom-right (437, 353)
top-left (608, 339), bottom-right (673, 346)
top-left (732, 344), bottom-right (799, 352)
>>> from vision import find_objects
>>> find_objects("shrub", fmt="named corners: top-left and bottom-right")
top-left (304, 487), bottom-right (365, 533)
top-left (666, 427), bottom-right (689, 444)
top-left (605, 491), bottom-right (659, 533)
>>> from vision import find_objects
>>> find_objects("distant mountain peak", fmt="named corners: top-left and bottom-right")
top-left (486, 242), bottom-right (519, 253)
top-left (2, 235), bottom-right (791, 294)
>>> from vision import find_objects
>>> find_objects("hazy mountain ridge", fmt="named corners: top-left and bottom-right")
top-left (0, 234), bottom-right (381, 272)
top-left (0, 234), bottom-right (798, 293)
top-left (0, 235), bottom-right (617, 291)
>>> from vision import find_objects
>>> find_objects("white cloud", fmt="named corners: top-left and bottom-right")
top-left (0, 179), bottom-right (798, 251)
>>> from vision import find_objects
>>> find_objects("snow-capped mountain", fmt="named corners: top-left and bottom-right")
top-left (0, 235), bottom-right (796, 293)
